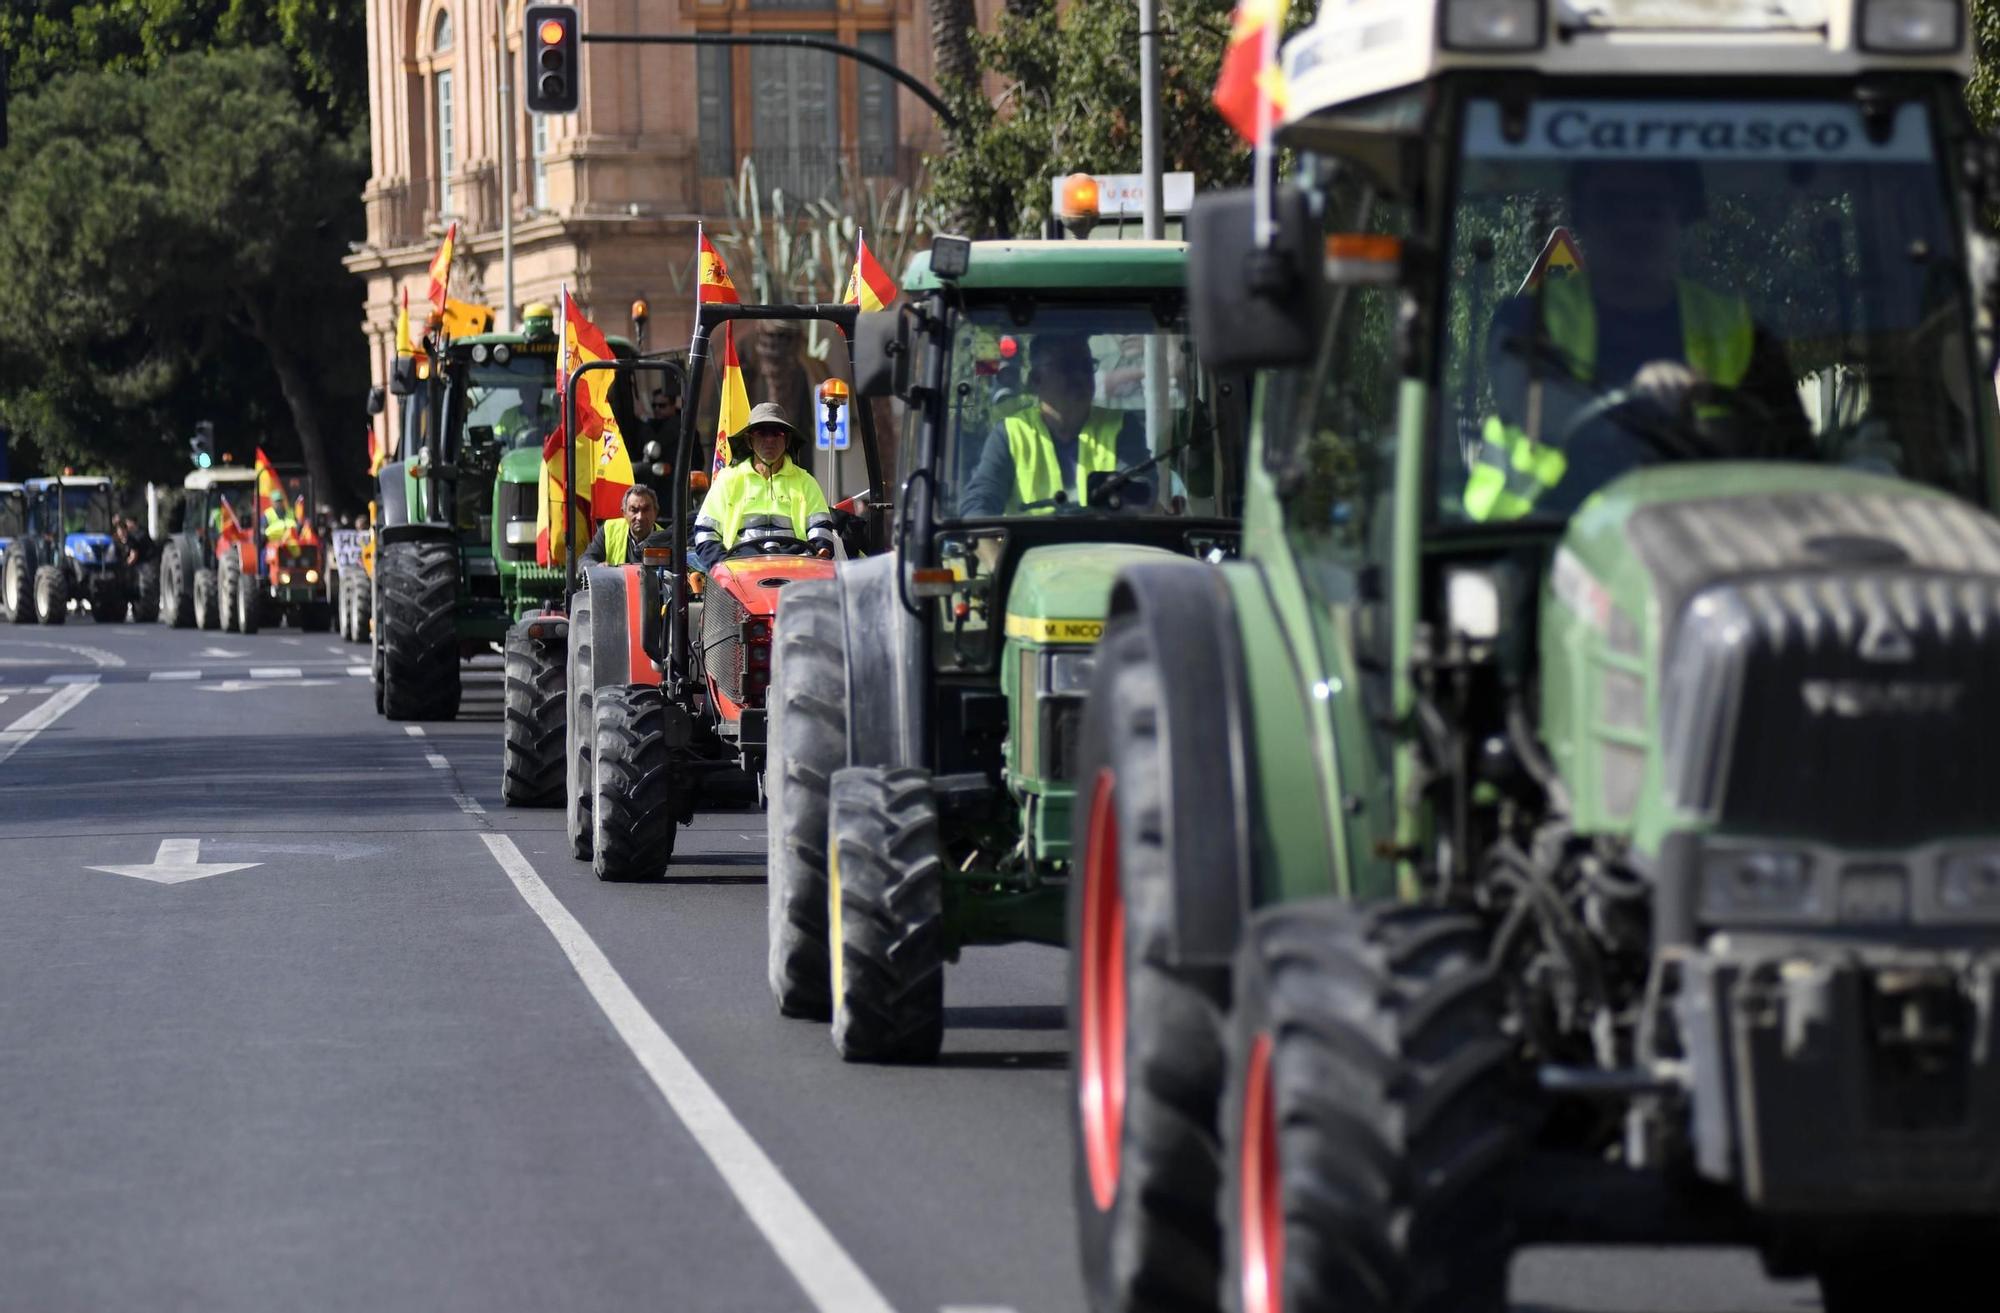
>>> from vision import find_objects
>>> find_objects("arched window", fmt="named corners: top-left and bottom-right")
top-left (431, 7), bottom-right (457, 215)
top-left (433, 10), bottom-right (453, 53)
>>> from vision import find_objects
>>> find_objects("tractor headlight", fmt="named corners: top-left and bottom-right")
top-left (492, 345), bottom-right (512, 365)
top-left (471, 344), bottom-right (491, 364)
top-left (1445, 567), bottom-right (1501, 643)
top-left (1045, 649), bottom-right (1097, 695)
top-left (280, 571), bottom-right (293, 585)
top-left (1699, 850), bottom-right (1821, 924)
top-left (305, 569), bottom-right (320, 584)
top-left (505, 520), bottom-right (538, 545)
top-left (1441, 0), bottom-right (1544, 51)
top-left (1858, 0), bottom-right (1962, 52)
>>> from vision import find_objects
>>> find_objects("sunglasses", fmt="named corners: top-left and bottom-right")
top-left (1036, 358), bottom-right (1094, 379)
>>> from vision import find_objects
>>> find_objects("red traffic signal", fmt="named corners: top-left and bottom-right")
top-left (524, 5), bottom-right (580, 114)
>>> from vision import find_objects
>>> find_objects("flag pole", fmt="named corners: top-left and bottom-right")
top-left (560, 284), bottom-right (579, 598)
top-left (1252, 11), bottom-right (1277, 248)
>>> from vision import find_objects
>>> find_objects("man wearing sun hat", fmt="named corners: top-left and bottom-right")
top-left (691, 402), bottom-right (836, 571)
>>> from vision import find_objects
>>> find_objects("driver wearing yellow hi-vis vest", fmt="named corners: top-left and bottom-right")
top-left (1464, 161), bottom-right (1811, 522)
top-left (691, 403), bottom-right (836, 571)
top-left (961, 333), bottom-right (1151, 517)
top-left (581, 484), bottom-right (663, 567)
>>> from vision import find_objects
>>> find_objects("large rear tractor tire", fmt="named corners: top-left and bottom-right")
top-left (827, 766), bottom-right (946, 1064)
top-left (589, 683), bottom-right (676, 881)
top-left (34, 565), bottom-right (67, 625)
top-left (133, 561), bottom-right (161, 623)
top-left (565, 590), bottom-right (595, 860)
top-left (765, 580), bottom-right (846, 1021)
top-left (193, 568), bottom-right (220, 631)
top-left (1070, 617), bottom-right (1231, 1313)
top-left (5, 549), bottom-right (37, 624)
top-left (378, 538), bottom-right (461, 721)
top-left (502, 620), bottom-right (566, 808)
top-left (1221, 902), bottom-right (1522, 1313)
top-left (159, 545), bottom-right (192, 629)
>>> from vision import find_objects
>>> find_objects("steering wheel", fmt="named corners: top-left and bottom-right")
top-left (1556, 379), bottom-right (1785, 464)
top-left (724, 534), bottom-right (818, 561)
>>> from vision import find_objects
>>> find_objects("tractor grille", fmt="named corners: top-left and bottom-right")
top-left (704, 585), bottom-right (748, 708)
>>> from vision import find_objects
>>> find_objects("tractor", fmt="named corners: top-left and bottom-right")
top-left (371, 305), bottom-right (640, 721)
top-left (0, 482), bottom-right (25, 620)
top-left (4, 476), bottom-right (139, 623)
top-left (760, 237), bottom-right (1248, 1062)
top-left (1065, 3), bottom-right (2000, 1311)
top-left (205, 465), bottom-right (333, 634)
top-left (543, 304), bottom-right (888, 881)
top-left (159, 468), bottom-right (258, 631)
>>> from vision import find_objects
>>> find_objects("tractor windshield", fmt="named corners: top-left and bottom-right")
top-left (458, 351), bottom-right (560, 451)
top-left (1429, 94), bottom-right (1989, 527)
top-left (935, 304), bottom-right (1235, 521)
top-left (58, 485), bottom-right (115, 535)
top-left (0, 494), bottom-right (23, 539)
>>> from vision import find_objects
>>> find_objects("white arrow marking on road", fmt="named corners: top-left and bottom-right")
top-left (198, 679), bottom-right (338, 692)
top-left (199, 647), bottom-right (249, 658)
top-left (86, 838), bottom-right (263, 885)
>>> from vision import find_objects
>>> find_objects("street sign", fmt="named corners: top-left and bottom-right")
top-left (1048, 171), bottom-right (1196, 219)
top-left (818, 404), bottom-right (849, 452)
top-left (86, 838), bottom-right (262, 885)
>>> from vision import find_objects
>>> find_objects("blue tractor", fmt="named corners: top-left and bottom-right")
top-left (3, 476), bottom-right (142, 624)
top-left (0, 483), bottom-right (21, 620)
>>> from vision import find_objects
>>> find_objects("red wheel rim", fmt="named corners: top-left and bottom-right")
top-left (1079, 766), bottom-right (1127, 1213)
top-left (1240, 1032), bottom-right (1282, 1313)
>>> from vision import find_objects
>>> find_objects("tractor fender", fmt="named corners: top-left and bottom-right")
top-left (833, 552), bottom-right (921, 769)
top-left (1107, 561), bottom-right (1257, 969)
top-left (376, 522), bottom-right (455, 549)
top-left (582, 563), bottom-right (662, 692)
top-left (375, 462), bottom-right (411, 528)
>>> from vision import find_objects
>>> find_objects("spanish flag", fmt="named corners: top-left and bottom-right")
top-left (559, 287), bottom-right (618, 445)
top-left (1213, 0), bottom-right (1289, 145)
top-left (536, 418), bottom-right (587, 567)
top-left (255, 447), bottom-right (281, 506)
top-left (713, 321), bottom-right (750, 476)
top-left (842, 231), bottom-right (899, 312)
top-left (394, 287), bottom-right (415, 356)
top-left (698, 226), bottom-right (740, 305)
top-left (426, 221), bottom-right (458, 317)
top-left (539, 287), bottom-right (624, 564)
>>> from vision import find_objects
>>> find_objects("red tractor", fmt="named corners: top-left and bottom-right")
top-left (532, 302), bottom-right (888, 881)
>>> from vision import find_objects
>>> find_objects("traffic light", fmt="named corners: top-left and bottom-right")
top-left (190, 421), bottom-right (214, 469)
top-left (524, 5), bottom-right (580, 114)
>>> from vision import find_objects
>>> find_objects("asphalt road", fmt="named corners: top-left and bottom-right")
top-left (0, 620), bottom-right (1824, 1312)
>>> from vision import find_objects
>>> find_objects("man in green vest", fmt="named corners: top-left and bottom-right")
top-left (580, 484), bottom-right (662, 567)
top-left (691, 403), bottom-right (836, 571)
top-left (961, 332), bottom-right (1152, 517)
top-left (1464, 160), bottom-right (1812, 522)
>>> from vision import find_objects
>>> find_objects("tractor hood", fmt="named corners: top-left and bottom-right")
top-left (1539, 462), bottom-right (2000, 856)
top-left (1004, 542), bottom-right (1181, 643)
top-left (498, 445), bottom-right (544, 486)
top-left (64, 532), bottom-right (116, 565)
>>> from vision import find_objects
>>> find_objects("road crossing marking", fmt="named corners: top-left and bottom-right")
top-left (249, 667), bottom-right (302, 679)
top-left (45, 672), bottom-right (100, 685)
top-left (150, 671), bottom-right (202, 682)
top-left (0, 686), bottom-right (52, 696)
top-left (347, 666), bottom-right (370, 677)
top-left (425, 752), bottom-right (450, 770)
top-left (404, 726), bottom-right (425, 738)
top-left (478, 834), bottom-right (897, 1313)
top-left (0, 680), bottom-right (96, 769)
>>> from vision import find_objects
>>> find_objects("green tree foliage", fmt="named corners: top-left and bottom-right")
top-left (1972, 0), bottom-right (2000, 130)
top-left (930, 0), bottom-right (1251, 238)
top-left (0, 48), bottom-right (365, 498)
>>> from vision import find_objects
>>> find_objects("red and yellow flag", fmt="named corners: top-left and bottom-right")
top-left (698, 227), bottom-right (740, 305)
top-left (714, 321), bottom-right (750, 475)
top-left (842, 231), bottom-right (899, 312)
top-left (1213, 0), bottom-right (1290, 145)
top-left (560, 287), bottom-right (618, 444)
top-left (539, 286), bottom-right (626, 564)
top-left (426, 222), bottom-right (458, 316)
top-left (254, 447), bottom-right (281, 505)
top-left (367, 424), bottom-right (384, 477)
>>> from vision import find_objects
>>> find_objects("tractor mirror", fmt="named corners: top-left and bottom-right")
top-left (388, 356), bottom-right (418, 397)
top-left (366, 385), bottom-right (386, 416)
top-left (852, 310), bottom-right (909, 400)
top-left (1187, 185), bottom-right (1325, 373)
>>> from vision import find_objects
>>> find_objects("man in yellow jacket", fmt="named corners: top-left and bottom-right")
top-left (580, 484), bottom-right (662, 567)
top-left (961, 332), bottom-right (1151, 517)
top-left (692, 403), bottom-right (836, 571)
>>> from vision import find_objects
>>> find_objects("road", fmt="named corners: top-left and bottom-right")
top-left (0, 622), bottom-right (1823, 1312)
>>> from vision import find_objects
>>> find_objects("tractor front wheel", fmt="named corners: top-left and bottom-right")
top-left (5, 549), bottom-right (36, 624)
top-left (192, 568), bottom-right (220, 631)
top-left (589, 683), bottom-right (675, 881)
top-left (133, 560), bottom-right (161, 623)
top-left (159, 545), bottom-right (191, 628)
top-left (378, 538), bottom-right (460, 721)
top-left (502, 620), bottom-right (566, 808)
top-left (827, 766), bottom-right (945, 1064)
top-left (765, 580), bottom-right (846, 1021)
top-left (33, 565), bottom-right (67, 625)
top-left (565, 589), bottom-right (594, 860)
top-left (1221, 902), bottom-right (1522, 1313)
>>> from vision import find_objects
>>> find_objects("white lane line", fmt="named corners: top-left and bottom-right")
top-left (0, 638), bottom-right (126, 668)
top-left (478, 834), bottom-right (896, 1313)
top-left (0, 686), bottom-right (49, 696)
top-left (425, 752), bottom-right (450, 770)
top-left (150, 670), bottom-right (202, 682)
top-left (404, 726), bottom-right (425, 738)
top-left (45, 673), bottom-right (101, 685)
top-left (347, 666), bottom-right (370, 677)
top-left (452, 791), bottom-right (486, 815)
top-left (250, 667), bottom-right (303, 680)
top-left (0, 681), bottom-right (97, 769)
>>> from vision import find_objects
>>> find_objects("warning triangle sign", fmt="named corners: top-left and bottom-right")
top-left (1518, 227), bottom-right (1586, 295)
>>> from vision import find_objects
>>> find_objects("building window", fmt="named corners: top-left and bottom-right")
top-left (532, 112), bottom-right (550, 209)
top-left (749, 39), bottom-right (838, 198)
top-left (436, 68), bottom-right (456, 215)
top-left (433, 9), bottom-right (453, 51)
top-left (697, 44), bottom-right (733, 178)
top-left (856, 31), bottom-right (898, 177)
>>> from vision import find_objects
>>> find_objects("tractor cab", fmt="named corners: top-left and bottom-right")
top-left (27, 475), bottom-right (115, 556)
top-left (0, 483), bottom-right (21, 556)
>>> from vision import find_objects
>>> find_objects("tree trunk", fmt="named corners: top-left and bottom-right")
top-left (928, 0), bottom-right (981, 96)
top-left (240, 293), bottom-right (344, 514)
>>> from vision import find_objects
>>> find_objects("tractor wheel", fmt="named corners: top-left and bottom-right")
top-left (765, 580), bottom-right (846, 1021)
top-left (378, 538), bottom-right (461, 721)
top-left (336, 573), bottom-right (354, 640)
top-left (501, 620), bottom-right (565, 808)
top-left (217, 555), bottom-right (239, 632)
top-left (193, 568), bottom-right (220, 631)
top-left (134, 561), bottom-right (161, 623)
top-left (827, 765), bottom-right (945, 1063)
top-left (230, 557), bottom-right (261, 635)
top-left (564, 590), bottom-right (594, 860)
top-left (91, 580), bottom-right (128, 623)
top-left (33, 565), bottom-right (67, 625)
top-left (5, 548), bottom-right (36, 624)
top-left (1070, 619), bottom-right (1230, 1313)
top-left (1221, 902), bottom-right (1521, 1313)
top-left (590, 683), bottom-right (676, 881)
top-left (159, 545), bottom-right (192, 629)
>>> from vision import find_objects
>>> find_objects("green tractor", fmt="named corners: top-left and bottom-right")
top-left (763, 237), bottom-right (1248, 1060)
top-left (371, 304), bottom-right (639, 720)
top-left (1066, 3), bottom-right (2000, 1311)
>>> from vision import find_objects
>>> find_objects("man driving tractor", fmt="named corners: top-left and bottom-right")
top-left (691, 403), bottom-right (836, 571)
top-left (960, 331), bottom-right (1152, 517)
top-left (580, 484), bottom-right (666, 567)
